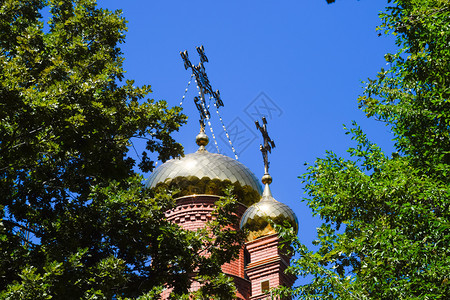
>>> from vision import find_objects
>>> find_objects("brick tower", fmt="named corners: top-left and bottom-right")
top-left (240, 116), bottom-right (298, 299)
top-left (146, 126), bottom-right (297, 299)
top-left (240, 176), bottom-right (298, 299)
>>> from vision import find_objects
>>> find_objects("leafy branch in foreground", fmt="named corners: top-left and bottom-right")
top-left (278, 1), bottom-right (450, 298)
top-left (0, 0), bottom-right (241, 298)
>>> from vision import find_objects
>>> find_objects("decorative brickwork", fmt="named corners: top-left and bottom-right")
top-left (245, 234), bottom-right (296, 300)
top-left (162, 194), bottom-right (251, 298)
top-left (166, 194), bottom-right (217, 230)
top-left (160, 195), bottom-right (295, 299)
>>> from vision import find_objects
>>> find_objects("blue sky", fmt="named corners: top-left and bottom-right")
top-left (97, 0), bottom-right (396, 286)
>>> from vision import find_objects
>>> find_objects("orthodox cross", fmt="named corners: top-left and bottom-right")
top-left (194, 96), bottom-right (210, 132)
top-left (180, 45), bottom-right (224, 127)
top-left (255, 117), bottom-right (275, 175)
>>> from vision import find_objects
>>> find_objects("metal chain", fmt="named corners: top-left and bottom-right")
top-left (195, 79), bottom-right (220, 153)
top-left (179, 73), bottom-right (194, 107)
top-left (214, 101), bottom-right (239, 160)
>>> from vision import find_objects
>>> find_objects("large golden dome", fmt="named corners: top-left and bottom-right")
top-left (145, 132), bottom-right (263, 195)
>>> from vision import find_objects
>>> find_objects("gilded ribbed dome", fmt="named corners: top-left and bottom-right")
top-left (145, 132), bottom-right (263, 195)
top-left (240, 181), bottom-right (298, 241)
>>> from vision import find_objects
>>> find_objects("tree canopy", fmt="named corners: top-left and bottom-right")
top-left (0, 0), bottom-right (242, 298)
top-left (279, 0), bottom-right (450, 299)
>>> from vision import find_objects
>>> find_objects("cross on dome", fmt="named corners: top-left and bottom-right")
top-left (255, 116), bottom-right (275, 183)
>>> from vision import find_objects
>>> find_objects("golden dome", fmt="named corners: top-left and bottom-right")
top-left (240, 181), bottom-right (298, 242)
top-left (145, 132), bottom-right (263, 195)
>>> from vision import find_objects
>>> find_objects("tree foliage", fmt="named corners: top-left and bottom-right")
top-left (279, 0), bottom-right (450, 299)
top-left (0, 0), bottom-right (242, 298)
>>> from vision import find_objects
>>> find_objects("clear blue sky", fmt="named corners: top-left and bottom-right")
top-left (98, 0), bottom-right (396, 286)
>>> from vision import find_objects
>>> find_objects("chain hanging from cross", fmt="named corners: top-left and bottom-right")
top-left (255, 116), bottom-right (275, 175)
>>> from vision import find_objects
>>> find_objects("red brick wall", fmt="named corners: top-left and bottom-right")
top-left (157, 196), bottom-right (296, 299)
top-left (245, 234), bottom-right (296, 299)
top-left (161, 194), bottom-right (250, 299)
top-left (166, 195), bottom-right (216, 230)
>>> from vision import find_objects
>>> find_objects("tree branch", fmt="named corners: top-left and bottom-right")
top-left (2, 219), bottom-right (39, 235)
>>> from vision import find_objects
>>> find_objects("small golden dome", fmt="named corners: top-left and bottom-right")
top-left (240, 182), bottom-right (298, 242)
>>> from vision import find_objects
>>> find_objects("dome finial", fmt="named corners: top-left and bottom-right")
top-left (196, 120), bottom-right (209, 151)
top-left (261, 177), bottom-right (273, 198)
top-left (261, 173), bottom-right (272, 185)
